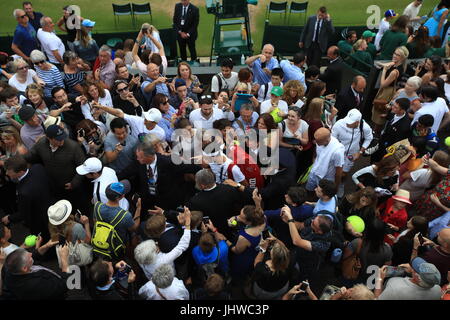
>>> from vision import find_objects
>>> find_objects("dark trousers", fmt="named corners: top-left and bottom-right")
top-left (177, 36), bottom-right (197, 61)
top-left (306, 42), bottom-right (323, 68)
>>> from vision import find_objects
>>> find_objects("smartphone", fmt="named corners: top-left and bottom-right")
top-left (123, 264), bottom-right (132, 274)
top-left (222, 96), bottom-right (229, 104)
top-left (176, 206), bottom-right (185, 213)
top-left (418, 232), bottom-right (425, 245)
top-left (120, 141), bottom-right (127, 147)
top-left (166, 78), bottom-right (174, 83)
top-left (58, 234), bottom-right (66, 246)
top-left (385, 266), bottom-right (407, 278)
top-left (262, 229), bottom-right (271, 240)
top-left (261, 62), bottom-right (267, 68)
top-left (141, 28), bottom-right (148, 34)
top-left (78, 128), bottom-right (85, 137)
top-left (75, 209), bottom-right (81, 221)
top-left (203, 216), bottom-right (210, 225)
top-left (299, 281), bottom-right (309, 291)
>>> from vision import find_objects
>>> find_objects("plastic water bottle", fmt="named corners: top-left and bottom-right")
top-left (331, 248), bottom-right (342, 263)
top-left (241, 54), bottom-right (245, 65)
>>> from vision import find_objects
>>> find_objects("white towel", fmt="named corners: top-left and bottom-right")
top-left (312, 136), bottom-right (345, 179)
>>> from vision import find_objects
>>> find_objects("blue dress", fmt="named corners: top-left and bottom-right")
top-left (424, 7), bottom-right (448, 39)
top-left (230, 228), bottom-right (261, 280)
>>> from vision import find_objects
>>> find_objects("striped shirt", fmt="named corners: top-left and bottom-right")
top-left (35, 64), bottom-right (65, 98)
top-left (63, 71), bottom-right (85, 96)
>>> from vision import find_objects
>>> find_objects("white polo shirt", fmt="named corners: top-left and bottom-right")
top-left (123, 114), bottom-right (166, 141)
top-left (92, 166), bottom-right (129, 210)
top-left (189, 108), bottom-right (225, 129)
top-left (37, 28), bottom-right (66, 64)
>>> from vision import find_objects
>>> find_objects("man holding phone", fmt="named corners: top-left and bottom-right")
top-left (168, 78), bottom-right (198, 110)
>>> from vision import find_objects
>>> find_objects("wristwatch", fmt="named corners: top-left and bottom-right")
top-left (235, 183), bottom-right (242, 189)
top-left (287, 219), bottom-right (295, 223)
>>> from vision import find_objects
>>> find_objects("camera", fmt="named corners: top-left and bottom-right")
top-left (299, 281), bottom-right (309, 291)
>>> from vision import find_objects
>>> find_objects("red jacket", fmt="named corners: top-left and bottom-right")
top-left (378, 197), bottom-right (408, 245)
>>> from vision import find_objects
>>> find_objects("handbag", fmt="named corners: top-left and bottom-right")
top-left (341, 239), bottom-right (363, 280)
top-left (372, 86), bottom-right (396, 113)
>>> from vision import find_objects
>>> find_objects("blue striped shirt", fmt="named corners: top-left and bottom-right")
top-left (35, 64), bottom-right (65, 98)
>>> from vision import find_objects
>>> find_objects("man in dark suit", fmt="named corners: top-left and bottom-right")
top-left (299, 6), bottom-right (335, 68)
top-left (371, 97), bottom-right (412, 163)
top-left (319, 46), bottom-right (344, 95)
top-left (188, 169), bottom-right (253, 240)
top-left (173, 0), bottom-right (200, 62)
top-left (118, 141), bottom-right (201, 221)
top-left (2, 155), bottom-right (52, 240)
top-left (335, 75), bottom-right (367, 120)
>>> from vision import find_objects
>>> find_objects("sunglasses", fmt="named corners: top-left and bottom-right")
top-left (237, 91), bottom-right (247, 94)
top-left (200, 95), bottom-right (212, 99)
top-left (160, 101), bottom-right (169, 105)
top-left (35, 60), bottom-right (45, 65)
top-left (19, 15), bottom-right (27, 19)
top-left (18, 66), bottom-right (29, 70)
top-left (117, 87), bottom-right (129, 93)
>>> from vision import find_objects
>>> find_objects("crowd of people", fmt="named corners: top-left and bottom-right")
top-left (0, 0), bottom-right (449, 301)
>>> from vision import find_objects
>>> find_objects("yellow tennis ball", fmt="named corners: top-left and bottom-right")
top-left (231, 220), bottom-right (237, 226)
top-left (445, 136), bottom-right (450, 147)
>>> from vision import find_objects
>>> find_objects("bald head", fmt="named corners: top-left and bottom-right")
top-left (438, 228), bottom-right (450, 249)
top-left (262, 44), bottom-right (275, 61)
top-left (314, 128), bottom-right (331, 146)
top-left (352, 76), bottom-right (366, 93)
top-left (327, 46), bottom-right (339, 59)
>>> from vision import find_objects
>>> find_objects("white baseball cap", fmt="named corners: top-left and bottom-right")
top-left (76, 157), bottom-right (102, 175)
top-left (143, 108), bottom-right (162, 123)
top-left (48, 200), bottom-right (72, 226)
top-left (345, 109), bottom-right (362, 124)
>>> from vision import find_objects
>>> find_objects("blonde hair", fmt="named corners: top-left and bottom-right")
top-left (25, 83), bottom-right (44, 99)
top-left (282, 80), bottom-right (305, 105)
top-left (12, 58), bottom-right (28, 72)
top-left (48, 215), bottom-right (76, 243)
top-left (235, 81), bottom-right (251, 93)
top-left (349, 284), bottom-right (375, 300)
top-left (304, 97), bottom-right (324, 121)
top-left (1, 126), bottom-right (23, 146)
top-left (270, 241), bottom-right (290, 274)
top-left (395, 46), bottom-right (409, 72)
top-left (353, 39), bottom-right (366, 51)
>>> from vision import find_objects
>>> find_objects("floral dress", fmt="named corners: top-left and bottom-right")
top-left (414, 169), bottom-right (450, 222)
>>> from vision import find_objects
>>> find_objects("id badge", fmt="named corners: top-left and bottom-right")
top-left (148, 178), bottom-right (157, 196)
top-left (181, 19), bottom-right (185, 26)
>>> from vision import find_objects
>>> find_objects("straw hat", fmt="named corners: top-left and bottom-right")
top-left (392, 189), bottom-right (412, 205)
top-left (47, 200), bottom-right (72, 225)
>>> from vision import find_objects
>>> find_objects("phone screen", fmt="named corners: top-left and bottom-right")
top-left (418, 233), bottom-right (425, 245)
top-left (58, 235), bottom-right (66, 246)
top-left (262, 229), bottom-right (270, 240)
top-left (299, 282), bottom-right (309, 291)
top-left (203, 217), bottom-right (210, 225)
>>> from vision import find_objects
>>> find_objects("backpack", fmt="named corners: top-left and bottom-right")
top-left (341, 239), bottom-right (363, 280)
top-left (91, 201), bottom-right (127, 260)
top-left (227, 142), bottom-right (264, 189)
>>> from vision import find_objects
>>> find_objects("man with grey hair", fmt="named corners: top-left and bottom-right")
top-left (3, 245), bottom-right (70, 299)
top-left (376, 257), bottom-right (442, 300)
top-left (232, 103), bottom-right (259, 135)
top-left (36, 16), bottom-right (65, 66)
top-left (93, 45), bottom-right (116, 90)
top-left (245, 44), bottom-right (279, 85)
top-left (11, 8), bottom-right (39, 63)
top-left (139, 263), bottom-right (189, 300)
top-left (118, 141), bottom-right (200, 220)
top-left (188, 169), bottom-right (252, 238)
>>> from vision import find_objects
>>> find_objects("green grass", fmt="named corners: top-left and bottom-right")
top-left (1, 0), bottom-right (436, 57)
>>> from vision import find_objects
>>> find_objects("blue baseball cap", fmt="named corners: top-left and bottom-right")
top-left (385, 10), bottom-right (398, 18)
top-left (82, 19), bottom-right (96, 28)
top-left (174, 78), bottom-right (187, 89)
top-left (411, 257), bottom-right (441, 286)
top-left (105, 180), bottom-right (131, 200)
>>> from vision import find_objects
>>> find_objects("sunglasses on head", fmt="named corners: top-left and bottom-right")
top-left (200, 95), bottom-right (212, 99)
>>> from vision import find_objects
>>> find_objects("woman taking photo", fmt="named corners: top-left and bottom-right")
top-left (338, 187), bottom-right (378, 240)
top-left (8, 58), bottom-right (44, 94)
top-left (75, 119), bottom-right (105, 158)
top-left (302, 81), bottom-right (337, 128)
top-left (231, 82), bottom-right (259, 113)
top-left (372, 46), bottom-right (409, 132)
top-left (82, 81), bottom-right (113, 127)
top-left (251, 239), bottom-right (292, 299)
top-left (415, 55), bottom-right (443, 86)
top-left (30, 50), bottom-right (64, 98)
